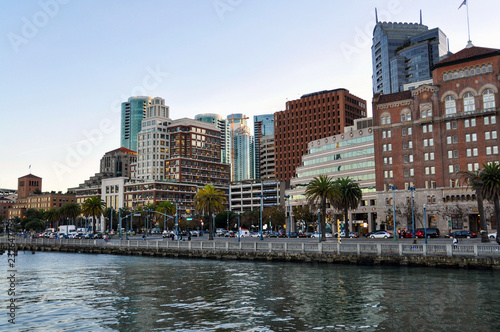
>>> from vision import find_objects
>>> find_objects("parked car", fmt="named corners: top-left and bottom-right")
top-left (250, 232), bottom-right (261, 238)
top-left (489, 232), bottom-right (497, 239)
top-left (369, 231), bottom-right (393, 239)
top-left (310, 232), bottom-right (333, 238)
top-left (267, 231), bottom-right (280, 238)
top-left (298, 232), bottom-right (311, 238)
top-left (446, 230), bottom-right (477, 238)
top-left (364, 230), bottom-right (383, 238)
top-left (190, 230), bottom-right (200, 237)
top-left (416, 228), bottom-right (440, 238)
top-left (335, 231), bottom-right (359, 238)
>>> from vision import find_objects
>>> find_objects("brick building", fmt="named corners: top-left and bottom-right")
top-left (274, 88), bottom-right (367, 182)
top-left (374, 46), bottom-right (500, 233)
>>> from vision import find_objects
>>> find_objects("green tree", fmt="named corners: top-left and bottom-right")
top-left (81, 196), bottom-right (106, 233)
top-left (63, 202), bottom-right (81, 230)
top-left (481, 162), bottom-right (500, 243)
top-left (194, 184), bottom-right (226, 240)
top-left (331, 177), bottom-right (362, 237)
top-left (293, 205), bottom-right (317, 232)
top-left (44, 208), bottom-right (58, 230)
top-left (25, 218), bottom-right (46, 232)
top-left (458, 170), bottom-right (489, 242)
top-left (156, 201), bottom-right (176, 230)
top-left (305, 175), bottom-right (337, 241)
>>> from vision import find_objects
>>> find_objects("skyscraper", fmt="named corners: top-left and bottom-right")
top-left (195, 113), bottom-right (231, 164)
top-left (228, 113), bottom-right (253, 181)
top-left (372, 12), bottom-right (448, 94)
top-left (120, 96), bottom-right (152, 151)
top-left (254, 114), bottom-right (274, 179)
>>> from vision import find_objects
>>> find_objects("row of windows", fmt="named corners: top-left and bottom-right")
top-left (302, 148), bottom-right (374, 166)
top-left (445, 89), bottom-right (495, 114)
top-left (442, 64), bottom-right (493, 81)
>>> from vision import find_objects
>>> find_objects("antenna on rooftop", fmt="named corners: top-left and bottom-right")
top-left (375, 8), bottom-right (378, 23)
top-left (419, 10), bottom-right (422, 24)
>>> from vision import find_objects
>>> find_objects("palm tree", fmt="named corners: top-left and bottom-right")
top-left (194, 184), bottom-right (226, 240)
top-left (481, 162), bottom-right (500, 243)
top-left (305, 175), bottom-right (337, 241)
top-left (331, 177), bottom-right (363, 238)
top-left (63, 202), bottom-right (81, 232)
top-left (44, 208), bottom-right (58, 230)
top-left (157, 201), bottom-right (176, 230)
top-left (458, 170), bottom-right (489, 242)
top-left (81, 196), bottom-right (106, 233)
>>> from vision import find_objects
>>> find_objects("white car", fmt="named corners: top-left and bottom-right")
top-left (489, 232), bottom-right (497, 239)
top-left (369, 231), bottom-right (393, 239)
top-left (310, 232), bottom-right (332, 238)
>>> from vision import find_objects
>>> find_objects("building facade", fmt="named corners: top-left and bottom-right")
top-left (195, 113), bottom-right (231, 164)
top-left (17, 174), bottom-right (42, 199)
top-left (286, 118), bottom-right (376, 233)
top-left (373, 46), bottom-right (500, 234)
top-left (120, 96), bottom-right (153, 152)
top-left (229, 180), bottom-right (280, 213)
top-left (274, 88), bottom-right (367, 182)
top-left (259, 135), bottom-right (275, 180)
top-left (254, 114), bottom-right (274, 180)
top-left (372, 16), bottom-right (448, 94)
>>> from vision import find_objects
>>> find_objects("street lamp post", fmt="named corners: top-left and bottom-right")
top-left (389, 185), bottom-right (397, 242)
top-left (110, 208), bottom-right (113, 235)
top-left (318, 211), bottom-right (321, 243)
top-left (423, 204), bottom-right (428, 244)
top-left (408, 186), bottom-right (416, 239)
top-left (284, 195), bottom-right (291, 238)
top-left (146, 209), bottom-right (149, 237)
top-left (118, 208), bottom-right (122, 240)
top-left (259, 194), bottom-right (264, 241)
top-left (238, 211), bottom-right (241, 243)
top-left (175, 201), bottom-right (179, 238)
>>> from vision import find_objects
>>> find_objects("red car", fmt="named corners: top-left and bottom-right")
top-left (402, 230), bottom-right (425, 238)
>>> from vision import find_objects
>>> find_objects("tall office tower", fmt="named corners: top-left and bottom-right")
top-left (373, 45), bottom-right (500, 234)
top-left (227, 113), bottom-right (251, 181)
top-left (274, 88), bottom-right (367, 182)
top-left (195, 113), bottom-right (231, 164)
top-left (136, 97), bottom-right (171, 181)
top-left (254, 114), bottom-right (274, 179)
top-left (164, 118), bottom-right (230, 187)
top-left (120, 96), bottom-right (152, 151)
top-left (372, 12), bottom-right (448, 94)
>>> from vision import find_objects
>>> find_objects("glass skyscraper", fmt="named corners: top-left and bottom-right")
top-left (120, 96), bottom-right (152, 151)
top-left (253, 114), bottom-right (274, 179)
top-left (372, 18), bottom-right (448, 94)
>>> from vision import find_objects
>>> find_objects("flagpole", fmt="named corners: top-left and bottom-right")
top-left (466, 0), bottom-right (471, 43)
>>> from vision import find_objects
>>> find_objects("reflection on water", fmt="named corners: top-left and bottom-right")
top-left (1, 252), bottom-right (500, 331)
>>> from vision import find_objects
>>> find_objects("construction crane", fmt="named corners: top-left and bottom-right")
top-left (228, 114), bottom-right (249, 180)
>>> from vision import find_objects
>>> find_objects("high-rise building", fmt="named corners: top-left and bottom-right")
top-left (227, 114), bottom-right (253, 181)
top-left (136, 97), bottom-right (172, 181)
top-left (286, 118), bottom-right (376, 232)
top-left (120, 96), bottom-right (153, 151)
top-left (195, 113), bottom-right (231, 164)
top-left (373, 45), bottom-right (500, 234)
top-left (372, 13), bottom-right (448, 94)
top-left (274, 88), bottom-right (367, 182)
top-left (259, 135), bottom-right (275, 180)
top-left (254, 114), bottom-right (274, 179)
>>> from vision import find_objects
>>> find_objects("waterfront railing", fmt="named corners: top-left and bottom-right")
top-left (3, 237), bottom-right (500, 258)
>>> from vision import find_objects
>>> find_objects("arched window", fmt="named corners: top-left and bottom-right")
top-left (476, 66), bottom-right (480, 73)
top-left (463, 92), bottom-right (475, 112)
top-left (445, 96), bottom-right (456, 114)
top-left (443, 73), bottom-right (448, 80)
top-left (453, 71), bottom-right (458, 79)
top-left (487, 64), bottom-right (492, 72)
top-left (470, 67), bottom-right (475, 75)
top-left (381, 116), bottom-right (386, 125)
top-left (483, 89), bottom-right (495, 109)
top-left (482, 65), bottom-right (487, 73)
top-left (459, 70), bottom-right (464, 78)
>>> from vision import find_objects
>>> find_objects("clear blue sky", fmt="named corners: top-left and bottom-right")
top-left (1, 0), bottom-right (499, 192)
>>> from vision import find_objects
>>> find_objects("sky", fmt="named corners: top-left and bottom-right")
top-left (1, 0), bottom-right (500, 192)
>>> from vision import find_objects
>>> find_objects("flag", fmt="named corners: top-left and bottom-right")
top-left (458, 0), bottom-right (466, 9)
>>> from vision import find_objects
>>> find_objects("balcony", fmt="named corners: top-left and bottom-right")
top-left (444, 107), bottom-right (497, 120)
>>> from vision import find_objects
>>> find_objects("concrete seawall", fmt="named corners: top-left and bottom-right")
top-left (3, 241), bottom-right (500, 270)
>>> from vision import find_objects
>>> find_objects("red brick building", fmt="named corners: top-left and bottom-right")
top-left (274, 89), bottom-right (367, 182)
top-left (374, 46), bottom-right (500, 233)
top-left (17, 174), bottom-right (41, 199)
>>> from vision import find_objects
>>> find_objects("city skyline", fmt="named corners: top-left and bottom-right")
top-left (2, 0), bottom-right (500, 191)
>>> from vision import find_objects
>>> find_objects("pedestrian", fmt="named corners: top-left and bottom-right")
top-left (397, 229), bottom-right (401, 238)
top-left (453, 236), bottom-right (458, 248)
top-left (142, 234), bottom-right (146, 240)
top-left (188, 233), bottom-right (192, 241)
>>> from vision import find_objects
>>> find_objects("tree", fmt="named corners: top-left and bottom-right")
top-left (44, 208), bottom-right (58, 230)
top-left (458, 170), bottom-right (489, 242)
top-left (331, 177), bottom-right (362, 238)
top-left (156, 201), bottom-right (176, 230)
top-left (81, 196), bottom-right (106, 233)
top-left (293, 205), bottom-right (317, 232)
top-left (305, 175), bottom-right (337, 241)
top-left (194, 184), bottom-right (226, 240)
top-left (481, 162), bottom-right (500, 243)
top-left (63, 202), bottom-right (81, 231)
top-left (25, 219), bottom-right (45, 232)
